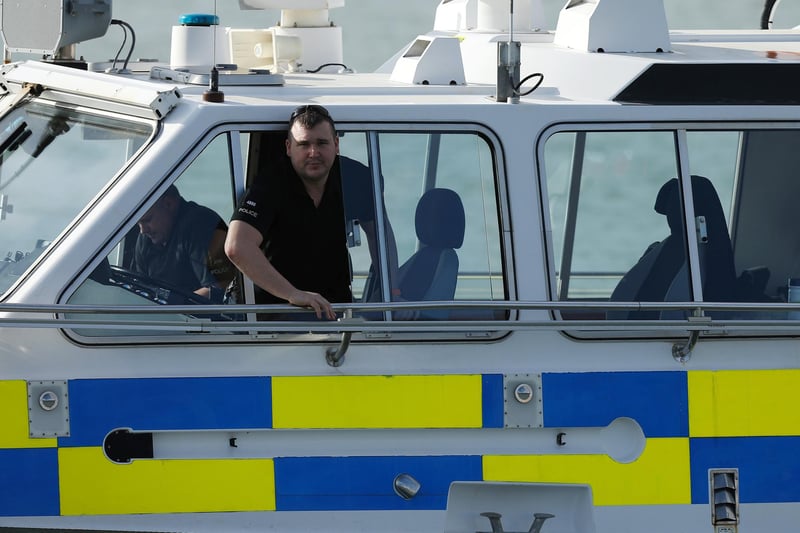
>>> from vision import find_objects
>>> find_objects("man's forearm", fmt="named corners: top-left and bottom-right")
top-left (231, 248), bottom-right (296, 302)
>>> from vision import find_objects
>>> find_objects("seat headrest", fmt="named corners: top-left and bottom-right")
top-left (653, 174), bottom-right (736, 301)
top-left (688, 175), bottom-right (725, 220)
top-left (654, 178), bottom-right (682, 233)
top-left (415, 188), bottom-right (465, 249)
top-left (654, 175), bottom-right (724, 233)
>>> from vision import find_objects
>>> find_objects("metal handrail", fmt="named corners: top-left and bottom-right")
top-left (0, 299), bottom-right (798, 332)
top-left (0, 298), bottom-right (798, 315)
top-left (2, 299), bottom-right (798, 365)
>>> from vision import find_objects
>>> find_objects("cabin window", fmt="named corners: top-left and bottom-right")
top-left (545, 130), bottom-right (687, 318)
top-left (544, 125), bottom-right (800, 328)
top-left (69, 125), bottom-right (506, 340)
top-left (339, 130), bottom-right (506, 321)
top-left (234, 128), bottom-right (506, 326)
top-left (235, 127), bottom-right (506, 327)
top-left (0, 101), bottom-right (151, 299)
top-left (688, 129), bottom-right (800, 314)
top-left (69, 132), bottom-right (240, 335)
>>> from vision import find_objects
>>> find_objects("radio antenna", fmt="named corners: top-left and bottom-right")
top-left (509, 0), bottom-right (514, 45)
top-left (212, 0), bottom-right (217, 65)
top-left (496, 0), bottom-right (520, 103)
top-left (203, 0), bottom-right (224, 102)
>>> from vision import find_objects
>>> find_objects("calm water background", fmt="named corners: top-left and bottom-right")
top-left (71, 0), bottom-right (800, 73)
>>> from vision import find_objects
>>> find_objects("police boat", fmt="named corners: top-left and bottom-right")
top-left (1, 0), bottom-right (800, 531)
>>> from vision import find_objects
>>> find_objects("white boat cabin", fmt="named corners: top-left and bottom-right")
top-left (1, 1), bottom-right (800, 532)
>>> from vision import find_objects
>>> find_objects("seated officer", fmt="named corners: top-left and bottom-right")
top-left (132, 185), bottom-right (235, 302)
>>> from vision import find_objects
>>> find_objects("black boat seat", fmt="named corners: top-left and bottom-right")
top-left (609, 175), bottom-right (736, 319)
top-left (396, 188), bottom-right (465, 319)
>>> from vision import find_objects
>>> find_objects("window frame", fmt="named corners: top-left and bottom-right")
top-left (539, 120), bottom-right (800, 338)
top-left (61, 121), bottom-right (514, 345)
top-left (0, 98), bottom-right (158, 302)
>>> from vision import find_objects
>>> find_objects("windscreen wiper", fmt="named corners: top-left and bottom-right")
top-left (0, 116), bottom-right (31, 156)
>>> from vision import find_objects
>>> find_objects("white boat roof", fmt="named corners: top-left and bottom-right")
top-left (3, 0), bottom-right (800, 113)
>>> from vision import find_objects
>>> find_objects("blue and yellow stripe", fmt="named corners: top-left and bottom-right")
top-left (275, 455), bottom-right (481, 511)
top-left (485, 371), bottom-right (691, 506)
top-left (64, 376), bottom-right (273, 447)
top-left (0, 380), bottom-right (60, 517)
top-left (271, 374), bottom-right (496, 429)
top-left (1, 369), bottom-right (800, 517)
top-left (58, 447), bottom-right (275, 515)
top-left (541, 371), bottom-right (688, 437)
top-left (688, 369), bottom-right (800, 505)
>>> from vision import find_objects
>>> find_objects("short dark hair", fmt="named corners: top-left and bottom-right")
top-left (288, 104), bottom-right (336, 134)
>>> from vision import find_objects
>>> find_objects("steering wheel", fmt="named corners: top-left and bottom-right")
top-left (106, 265), bottom-right (211, 305)
top-left (96, 264), bottom-right (237, 321)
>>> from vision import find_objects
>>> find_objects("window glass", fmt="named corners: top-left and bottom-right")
top-left (71, 126), bottom-right (507, 339)
top-left (338, 131), bottom-right (375, 302)
top-left (685, 131), bottom-right (740, 315)
top-left (545, 130), bottom-right (686, 318)
top-left (69, 132), bottom-right (240, 335)
top-left (435, 133), bottom-right (504, 301)
top-left (686, 131), bottom-right (738, 222)
top-left (687, 129), bottom-right (800, 315)
top-left (0, 101), bottom-right (151, 297)
top-left (376, 131), bottom-right (505, 320)
top-left (546, 126), bottom-right (800, 326)
top-left (177, 133), bottom-right (237, 221)
top-left (241, 128), bottom-right (506, 323)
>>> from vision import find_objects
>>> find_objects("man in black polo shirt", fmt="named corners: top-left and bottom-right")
top-left (225, 105), bottom-right (349, 320)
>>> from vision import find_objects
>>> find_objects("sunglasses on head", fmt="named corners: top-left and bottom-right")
top-left (290, 104), bottom-right (331, 123)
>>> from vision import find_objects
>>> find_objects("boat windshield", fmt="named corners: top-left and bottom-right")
top-left (0, 100), bottom-right (152, 297)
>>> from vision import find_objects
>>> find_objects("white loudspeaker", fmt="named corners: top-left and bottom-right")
top-left (228, 29), bottom-right (302, 73)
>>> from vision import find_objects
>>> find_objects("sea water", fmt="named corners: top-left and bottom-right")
top-left (74, 0), bottom-right (800, 74)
